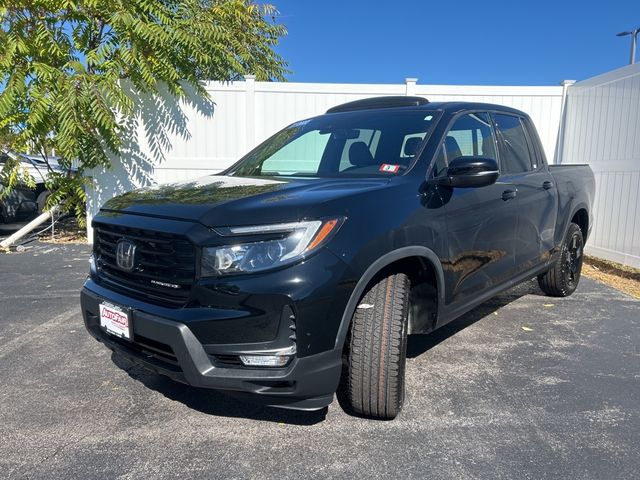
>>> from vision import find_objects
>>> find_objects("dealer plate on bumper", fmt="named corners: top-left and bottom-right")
top-left (99, 302), bottom-right (132, 341)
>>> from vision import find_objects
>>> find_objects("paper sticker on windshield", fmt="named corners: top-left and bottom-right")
top-left (379, 164), bottom-right (400, 173)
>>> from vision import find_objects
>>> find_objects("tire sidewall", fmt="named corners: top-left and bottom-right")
top-left (560, 224), bottom-right (584, 295)
top-left (396, 303), bottom-right (409, 411)
top-left (347, 273), bottom-right (411, 419)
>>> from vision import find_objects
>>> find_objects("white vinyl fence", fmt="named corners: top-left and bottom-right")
top-left (559, 63), bottom-right (640, 268)
top-left (86, 77), bottom-right (564, 241)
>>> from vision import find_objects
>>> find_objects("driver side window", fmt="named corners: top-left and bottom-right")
top-left (442, 112), bottom-right (497, 163)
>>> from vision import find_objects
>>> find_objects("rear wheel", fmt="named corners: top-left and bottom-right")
top-left (347, 273), bottom-right (410, 419)
top-left (538, 222), bottom-right (584, 297)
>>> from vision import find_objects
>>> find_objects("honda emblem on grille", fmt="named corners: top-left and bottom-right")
top-left (116, 239), bottom-right (137, 272)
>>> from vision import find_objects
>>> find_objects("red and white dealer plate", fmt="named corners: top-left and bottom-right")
top-left (99, 302), bottom-right (131, 341)
top-left (379, 163), bottom-right (400, 173)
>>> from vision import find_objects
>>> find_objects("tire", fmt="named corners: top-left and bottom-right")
top-left (538, 222), bottom-right (584, 297)
top-left (36, 190), bottom-right (50, 214)
top-left (347, 273), bottom-right (410, 419)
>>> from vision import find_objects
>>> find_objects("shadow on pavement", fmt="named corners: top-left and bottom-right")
top-left (111, 280), bottom-right (545, 423)
top-left (110, 352), bottom-right (328, 426)
top-left (406, 279), bottom-right (544, 358)
top-left (335, 279), bottom-right (546, 417)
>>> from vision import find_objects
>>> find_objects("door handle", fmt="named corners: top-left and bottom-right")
top-left (543, 181), bottom-right (553, 190)
top-left (502, 189), bottom-right (517, 201)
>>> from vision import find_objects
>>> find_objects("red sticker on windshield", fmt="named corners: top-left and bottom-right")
top-left (379, 164), bottom-right (400, 173)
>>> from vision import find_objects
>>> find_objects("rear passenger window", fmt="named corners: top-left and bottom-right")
top-left (493, 114), bottom-right (533, 174)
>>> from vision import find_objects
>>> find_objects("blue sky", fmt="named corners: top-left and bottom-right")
top-left (272, 0), bottom-right (640, 85)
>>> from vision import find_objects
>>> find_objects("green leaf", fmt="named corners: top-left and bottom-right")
top-left (0, 0), bottom-right (288, 224)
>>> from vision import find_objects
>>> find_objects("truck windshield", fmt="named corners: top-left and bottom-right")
top-left (227, 109), bottom-right (441, 178)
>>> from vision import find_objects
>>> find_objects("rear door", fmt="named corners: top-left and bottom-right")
top-left (437, 112), bottom-right (518, 307)
top-left (492, 113), bottom-right (558, 273)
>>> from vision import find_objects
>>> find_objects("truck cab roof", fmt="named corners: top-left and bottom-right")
top-left (326, 96), bottom-right (530, 118)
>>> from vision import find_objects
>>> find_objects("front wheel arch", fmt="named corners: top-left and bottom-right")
top-left (334, 246), bottom-right (445, 351)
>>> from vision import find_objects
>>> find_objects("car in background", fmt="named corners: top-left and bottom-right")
top-left (0, 151), bottom-right (71, 222)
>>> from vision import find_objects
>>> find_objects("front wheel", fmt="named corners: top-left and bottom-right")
top-left (347, 273), bottom-right (410, 419)
top-left (538, 222), bottom-right (584, 297)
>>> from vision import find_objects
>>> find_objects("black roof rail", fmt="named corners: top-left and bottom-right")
top-left (326, 96), bottom-right (429, 114)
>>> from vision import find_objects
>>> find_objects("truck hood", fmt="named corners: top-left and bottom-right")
top-left (101, 175), bottom-right (390, 227)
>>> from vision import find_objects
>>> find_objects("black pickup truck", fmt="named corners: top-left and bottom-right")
top-left (81, 97), bottom-right (595, 419)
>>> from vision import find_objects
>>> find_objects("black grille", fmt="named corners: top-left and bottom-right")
top-left (135, 334), bottom-right (178, 363)
top-left (94, 222), bottom-right (196, 307)
top-left (108, 333), bottom-right (181, 372)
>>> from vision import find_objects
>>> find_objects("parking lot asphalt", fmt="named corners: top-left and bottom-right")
top-left (0, 242), bottom-right (638, 479)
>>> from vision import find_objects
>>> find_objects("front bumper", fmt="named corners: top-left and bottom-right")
top-left (81, 285), bottom-right (343, 410)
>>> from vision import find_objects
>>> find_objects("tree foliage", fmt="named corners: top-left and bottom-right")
top-left (0, 0), bottom-right (287, 225)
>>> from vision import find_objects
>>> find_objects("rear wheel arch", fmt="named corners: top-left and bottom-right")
top-left (571, 207), bottom-right (589, 241)
top-left (334, 246), bottom-right (444, 351)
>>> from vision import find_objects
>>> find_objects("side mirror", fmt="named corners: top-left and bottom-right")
top-left (438, 156), bottom-right (499, 188)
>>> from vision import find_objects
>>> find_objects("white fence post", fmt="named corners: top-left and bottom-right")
top-left (405, 77), bottom-right (418, 96)
top-left (244, 75), bottom-right (256, 151)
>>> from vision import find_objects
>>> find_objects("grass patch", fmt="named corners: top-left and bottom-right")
top-left (583, 255), bottom-right (640, 299)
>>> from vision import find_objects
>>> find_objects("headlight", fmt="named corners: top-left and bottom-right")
top-left (201, 218), bottom-right (344, 276)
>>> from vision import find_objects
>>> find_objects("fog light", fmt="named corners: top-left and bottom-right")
top-left (239, 354), bottom-right (293, 367)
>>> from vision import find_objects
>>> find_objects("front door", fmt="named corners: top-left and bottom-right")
top-left (436, 112), bottom-right (518, 308)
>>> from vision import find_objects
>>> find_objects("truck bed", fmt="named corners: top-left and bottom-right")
top-left (549, 164), bottom-right (595, 241)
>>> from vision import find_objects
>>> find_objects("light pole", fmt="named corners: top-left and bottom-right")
top-left (617, 28), bottom-right (640, 64)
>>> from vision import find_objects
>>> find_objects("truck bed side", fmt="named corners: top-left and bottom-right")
top-left (548, 164), bottom-right (595, 245)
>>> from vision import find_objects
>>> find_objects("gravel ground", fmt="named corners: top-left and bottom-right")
top-left (0, 242), bottom-right (638, 479)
